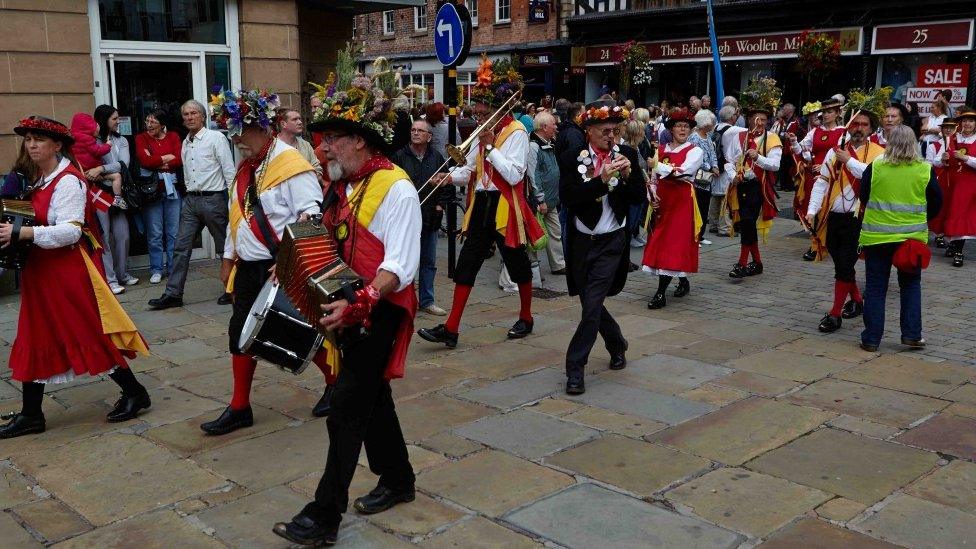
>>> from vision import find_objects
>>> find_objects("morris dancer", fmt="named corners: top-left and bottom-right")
top-left (943, 107), bottom-right (976, 267)
top-left (925, 119), bottom-right (956, 249)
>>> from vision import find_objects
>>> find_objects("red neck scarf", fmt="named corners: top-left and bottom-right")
top-left (234, 137), bottom-right (276, 195)
top-left (341, 155), bottom-right (394, 185)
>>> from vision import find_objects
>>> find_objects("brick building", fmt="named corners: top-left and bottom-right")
top-left (355, 0), bottom-right (574, 104)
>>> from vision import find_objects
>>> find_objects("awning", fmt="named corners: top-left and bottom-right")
top-left (303, 0), bottom-right (425, 15)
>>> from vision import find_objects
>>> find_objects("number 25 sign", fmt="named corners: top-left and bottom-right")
top-left (872, 19), bottom-right (974, 54)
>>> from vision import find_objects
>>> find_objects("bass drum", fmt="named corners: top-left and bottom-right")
top-left (239, 279), bottom-right (324, 375)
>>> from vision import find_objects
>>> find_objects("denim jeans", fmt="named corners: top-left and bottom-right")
top-left (861, 242), bottom-right (922, 347)
top-left (143, 196), bottom-right (183, 275)
top-left (418, 227), bottom-right (439, 308)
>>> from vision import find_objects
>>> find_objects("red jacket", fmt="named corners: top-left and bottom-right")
top-left (69, 113), bottom-right (112, 171)
top-left (135, 131), bottom-right (183, 173)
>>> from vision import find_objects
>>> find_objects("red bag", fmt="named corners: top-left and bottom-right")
top-left (892, 239), bottom-right (931, 273)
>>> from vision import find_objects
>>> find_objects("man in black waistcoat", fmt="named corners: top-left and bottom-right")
top-left (562, 99), bottom-right (647, 395)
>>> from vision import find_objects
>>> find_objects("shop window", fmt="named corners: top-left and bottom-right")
top-left (206, 54), bottom-right (231, 94)
top-left (496, 0), bottom-right (511, 23)
top-left (467, 0), bottom-right (479, 26)
top-left (352, 15), bottom-right (358, 38)
top-left (383, 10), bottom-right (395, 35)
top-left (402, 73), bottom-right (435, 106)
top-left (415, 5), bottom-right (427, 32)
top-left (98, 0), bottom-right (227, 44)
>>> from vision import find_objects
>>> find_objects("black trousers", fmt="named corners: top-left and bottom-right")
top-left (735, 179), bottom-right (762, 246)
top-left (566, 228), bottom-right (627, 380)
top-left (227, 259), bottom-right (275, 354)
top-left (453, 191), bottom-right (531, 286)
top-left (826, 212), bottom-right (861, 282)
top-left (303, 301), bottom-right (414, 527)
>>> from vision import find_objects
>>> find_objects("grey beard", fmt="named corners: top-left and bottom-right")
top-left (327, 161), bottom-right (345, 182)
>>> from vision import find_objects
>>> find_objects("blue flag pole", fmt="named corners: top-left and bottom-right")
top-left (706, 0), bottom-right (725, 107)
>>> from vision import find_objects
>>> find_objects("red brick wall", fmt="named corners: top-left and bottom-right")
top-left (357, 0), bottom-right (559, 58)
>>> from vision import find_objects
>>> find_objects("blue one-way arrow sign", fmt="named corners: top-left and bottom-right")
top-left (434, 3), bottom-right (470, 67)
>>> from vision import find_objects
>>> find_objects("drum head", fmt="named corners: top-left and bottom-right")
top-left (238, 278), bottom-right (278, 352)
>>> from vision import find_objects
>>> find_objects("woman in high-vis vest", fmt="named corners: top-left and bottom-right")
top-left (857, 126), bottom-right (942, 352)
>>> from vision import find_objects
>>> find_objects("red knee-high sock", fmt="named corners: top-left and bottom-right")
top-left (444, 284), bottom-right (472, 333)
top-left (829, 281), bottom-right (847, 317)
top-left (750, 243), bottom-right (762, 264)
top-left (848, 281), bottom-right (863, 304)
top-left (230, 354), bottom-right (258, 410)
top-left (517, 282), bottom-right (533, 322)
top-left (738, 245), bottom-right (750, 265)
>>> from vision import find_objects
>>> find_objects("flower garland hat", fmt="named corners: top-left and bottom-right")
top-left (470, 53), bottom-right (523, 107)
top-left (14, 116), bottom-right (74, 145)
top-left (209, 88), bottom-right (280, 136)
top-left (844, 87), bottom-right (893, 129)
top-left (577, 99), bottom-right (630, 126)
top-left (739, 76), bottom-right (783, 116)
top-left (663, 108), bottom-right (697, 130)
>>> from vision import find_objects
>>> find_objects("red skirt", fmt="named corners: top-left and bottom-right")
top-left (943, 168), bottom-right (976, 239)
top-left (642, 180), bottom-right (699, 274)
top-left (9, 244), bottom-right (132, 383)
top-left (793, 166), bottom-right (817, 218)
top-left (928, 167), bottom-right (951, 234)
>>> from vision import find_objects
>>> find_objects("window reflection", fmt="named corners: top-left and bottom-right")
top-left (99, 0), bottom-right (227, 44)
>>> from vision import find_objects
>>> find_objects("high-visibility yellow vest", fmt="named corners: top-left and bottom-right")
top-left (859, 159), bottom-right (930, 246)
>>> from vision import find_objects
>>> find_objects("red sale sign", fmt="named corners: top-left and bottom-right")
top-left (917, 64), bottom-right (970, 87)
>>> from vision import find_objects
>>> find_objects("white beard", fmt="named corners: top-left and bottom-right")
top-left (327, 161), bottom-right (345, 182)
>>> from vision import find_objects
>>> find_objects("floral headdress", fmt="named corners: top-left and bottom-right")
top-left (576, 102), bottom-right (630, 126)
top-left (14, 116), bottom-right (74, 144)
top-left (470, 53), bottom-right (523, 107)
top-left (801, 101), bottom-right (822, 116)
top-left (844, 87), bottom-right (893, 127)
top-left (208, 88), bottom-right (280, 136)
top-left (739, 76), bottom-right (782, 116)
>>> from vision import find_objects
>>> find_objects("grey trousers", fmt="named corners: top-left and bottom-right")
top-left (707, 194), bottom-right (730, 233)
top-left (163, 192), bottom-right (228, 298)
top-left (96, 208), bottom-right (131, 286)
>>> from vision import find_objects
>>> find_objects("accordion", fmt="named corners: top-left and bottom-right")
top-left (275, 220), bottom-right (364, 342)
top-left (0, 199), bottom-right (36, 270)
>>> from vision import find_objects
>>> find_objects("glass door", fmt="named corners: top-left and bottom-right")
top-left (103, 55), bottom-right (213, 266)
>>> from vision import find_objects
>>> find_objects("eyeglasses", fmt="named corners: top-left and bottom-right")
top-left (410, 128), bottom-right (431, 134)
top-left (594, 128), bottom-right (615, 136)
top-left (321, 133), bottom-right (349, 145)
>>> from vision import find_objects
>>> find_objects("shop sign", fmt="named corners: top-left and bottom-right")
top-left (905, 87), bottom-right (966, 104)
top-left (639, 28), bottom-right (862, 64)
top-left (907, 63), bottom-right (969, 116)
top-left (571, 67), bottom-right (586, 76)
top-left (521, 52), bottom-right (552, 67)
top-left (585, 44), bottom-right (624, 65)
top-left (529, 0), bottom-right (550, 23)
top-left (872, 19), bottom-right (974, 54)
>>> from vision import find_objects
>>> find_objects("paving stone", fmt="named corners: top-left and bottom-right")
top-left (333, 522), bottom-right (414, 547)
top-left (131, 385), bottom-right (225, 428)
top-left (827, 415), bottom-right (901, 439)
top-left (816, 498), bottom-right (869, 522)
top-left (16, 433), bottom-right (224, 526)
top-left (748, 428), bottom-right (940, 505)
top-left (419, 431), bottom-right (484, 459)
top-left (625, 329), bottom-right (704, 358)
top-left (126, 309), bottom-right (203, 332)
top-left (417, 450), bottom-right (573, 517)
top-left (788, 379), bottom-right (949, 428)
top-left (562, 406), bottom-right (667, 438)
top-left (681, 320), bottom-right (801, 348)
top-left (0, 512), bottom-right (42, 548)
top-left (357, 444), bottom-right (447, 473)
top-left (712, 371), bottom-right (799, 396)
top-left (529, 397), bottom-right (584, 417)
top-left (459, 368), bottom-right (565, 409)
top-left (421, 516), bottom-right (541, 548)
top-left (248, 381), bottom-right (322, 420)
top-left (547, 435), bottom-right (710, 497)
top-left (1, 463), bottom-right (43, 509)
top-left (143, 405), bottom-right (294, 457)
top-left (601, 353), bottom-right (732, 394)
top-left (838, 354), bottom-right (974, 397)
top-left (570, 380), bottom-right (716, 424)
top-left (0, 404), bottom-right (131, 460)
top-left (397, 394), bottom-right (494, 442)
top-left (776, 337), bottom-right (880, 364)
top-left (650, 397), bottom-right (834, 465)
top-left (678, 384), bottom-right (750, 406)
top-left (289, 465), bottom-right (377, 503)
top-left (11, 498), bottom-right (90, 542)
top-left (391, 363), bottom-right (471, 401)
top-left (725, 349), bottom-right (853, 383)
top-left (505, 483), bottom-right (743, 548)
top-left (905, 460), bottom-right (976, 515)
top-left (667, 467), bottom-right (832, 537)
top-left (667, 338), bottom-right (765, 365)
top-left (364, 492), bottom-right (465, 536)
top-left (0, 379), bottom-right (20, 401)
top-left (196, 485), bottom-right (315, 548)
top-left (193, 421), bottom-right (325, 491)
top-left (455, 409), bottom-right (599, 459)
top-left (895, 414), bottom-right (976, 460)
top-left (946, 402), bottom-right (976, 419)
top-left (854, 493), bottom-right (976, 548)
top-left (759, 517), bottom-right (899, 549)
top-left (150, 338), bottom-right (226, 366)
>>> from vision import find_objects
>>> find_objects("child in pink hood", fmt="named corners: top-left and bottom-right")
top-left (70, 113), bottom-right (126, 208)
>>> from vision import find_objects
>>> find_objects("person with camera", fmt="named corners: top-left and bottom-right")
top-left (136, 109), bottom-right (184, 285)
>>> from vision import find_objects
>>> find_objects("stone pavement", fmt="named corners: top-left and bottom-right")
top-left (2, 209), bottom-right (976, 548)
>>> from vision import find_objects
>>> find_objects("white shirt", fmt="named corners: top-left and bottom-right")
top-left (224, 140), bottom-right (324, 262)
top-left (925, 139), bottom-right (946, 167)
top-left (31, 158), bottom-right (85, 249)
top-left (652, 141), bottom-right (704, 181)
top-left (346, 177), bottom-right (421, 291)
top-left (716, 123), bottom-right (745, 195)
top-left (807, 144), bottom-right (868, 216)
top-left (182, 126), bottom-right (236, 192)
top-left (741, 131), bottom-right (781, 179)
top-left (574, 145), bottom-right (626, 235)
top-left (921, 114), bottom-right (946, 143)
top-left (450, 127), bottom-right (528, 190)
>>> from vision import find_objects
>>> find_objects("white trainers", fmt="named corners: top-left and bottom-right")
top-left (112, 196), bottom-right (128, 210)
top-left (149, 273), bottom-right (163, 284)
top-left (122, 275), bottom-right (139, 286)
top-left (110, 283), bottom-right (125, 295)
top-left (421, 304), bottom-right (447, 316)
top-left (700, 239), bottom-right (713, 245)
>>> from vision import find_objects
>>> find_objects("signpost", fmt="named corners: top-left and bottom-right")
top-left (434, 1), bottom-right (472, 277)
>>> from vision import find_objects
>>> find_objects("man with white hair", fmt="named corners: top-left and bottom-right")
top-left (149, 99), bottom-right (236, 310)
top-left (710, 106), bottom-right (744, 237)
top-left (723, 95), bottom-right (746, 127)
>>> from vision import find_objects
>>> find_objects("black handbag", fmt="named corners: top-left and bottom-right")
top-left (123, 160), bottom-right (164, 209)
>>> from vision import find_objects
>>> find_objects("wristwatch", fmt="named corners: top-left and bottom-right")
top-left (485, 144), bottom-right (494, 154)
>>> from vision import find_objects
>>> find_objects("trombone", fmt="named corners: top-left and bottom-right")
top-left (417, 89), bottom-right (523, 206)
